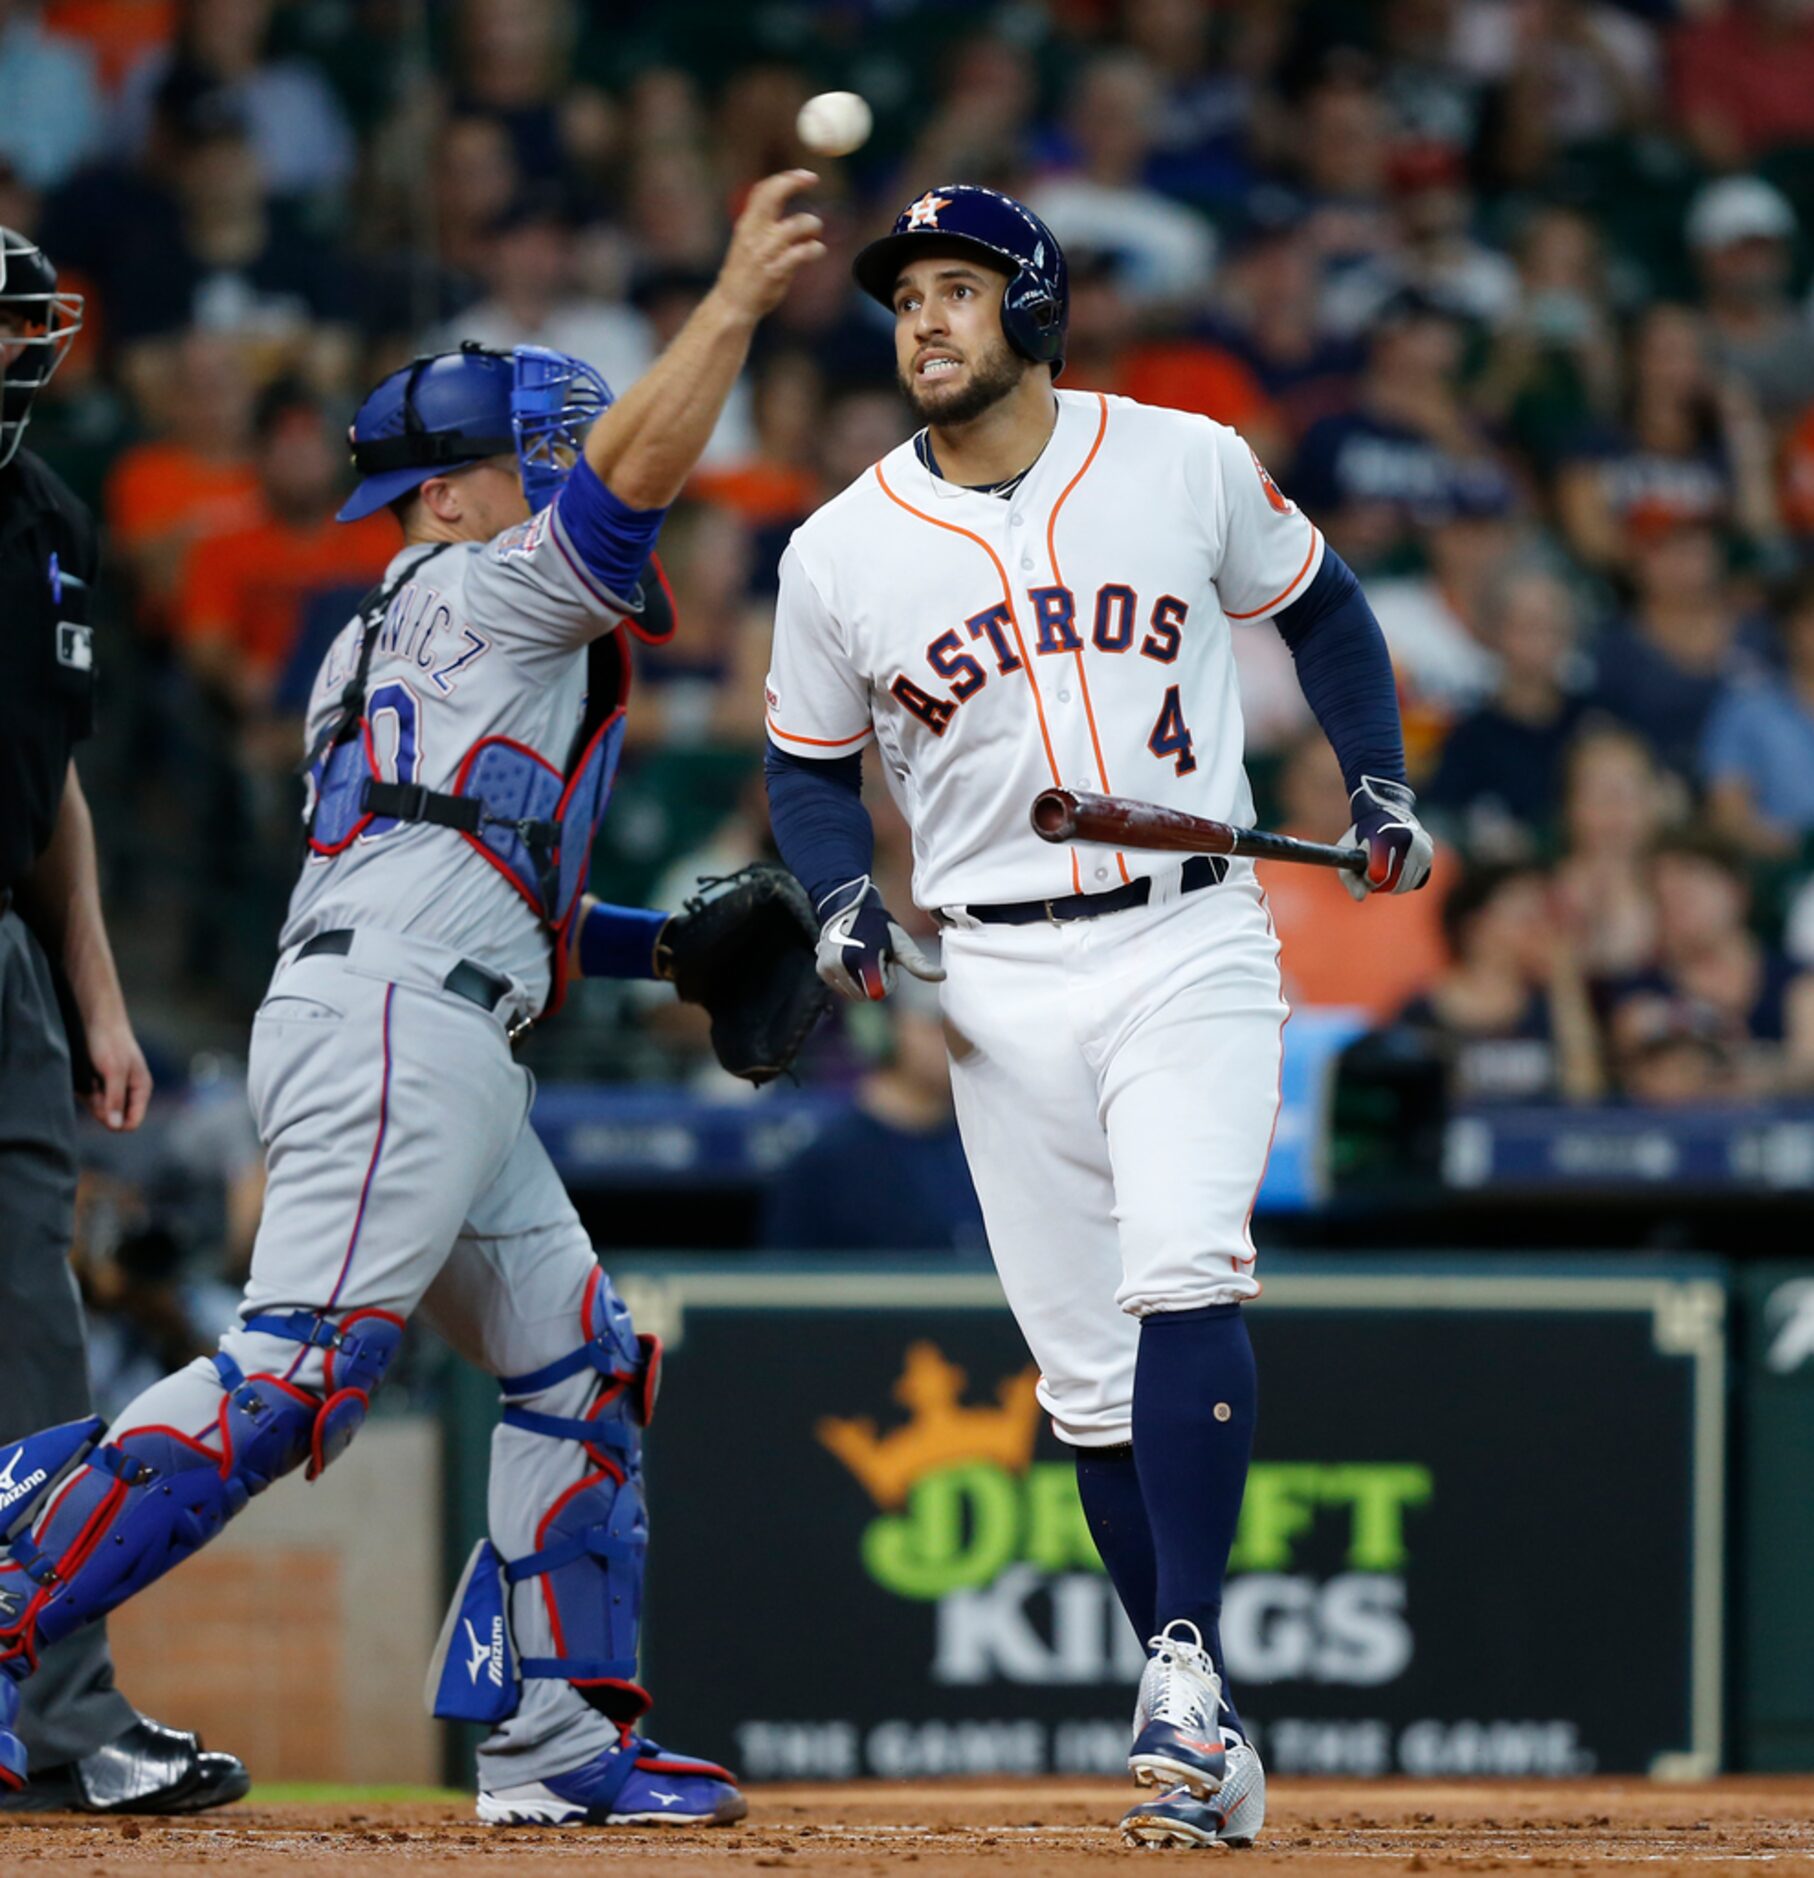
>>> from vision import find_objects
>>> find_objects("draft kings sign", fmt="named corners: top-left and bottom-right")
top-left (635, 1274), bottom-right (1712, 1779)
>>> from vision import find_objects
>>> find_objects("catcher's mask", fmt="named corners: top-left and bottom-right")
top-left (340, 340), bottom-right (613, 522)
top-left (0, 229), bottom-right (85, 472)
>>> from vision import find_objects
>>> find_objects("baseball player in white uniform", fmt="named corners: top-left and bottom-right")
top-left (0, 171), bottom-right (829, 1827)
top-left (764, 185), bottom-right (1433, 1849)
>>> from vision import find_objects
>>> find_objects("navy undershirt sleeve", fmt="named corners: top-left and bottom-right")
top-left (552, 456), bottom-right (668, 596)
top-left (764, 741), bottom-right (872, 911)
top-left (1271, 549), bottom-right (1407, 794)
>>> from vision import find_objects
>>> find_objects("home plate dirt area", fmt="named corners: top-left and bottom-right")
top-left (3, 1779), bottom-right (1812, 1875)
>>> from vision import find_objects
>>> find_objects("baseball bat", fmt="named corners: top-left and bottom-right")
top-left (1030, 787), bottom-right (1367, 875)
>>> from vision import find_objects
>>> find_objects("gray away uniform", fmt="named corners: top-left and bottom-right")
top-left (73, 500), bottom-right (642, 1785)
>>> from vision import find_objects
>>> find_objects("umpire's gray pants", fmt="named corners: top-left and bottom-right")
top-left (0, 909), bottom-right (137, 1766)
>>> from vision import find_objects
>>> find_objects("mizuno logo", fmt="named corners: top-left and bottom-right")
top-left (0, 1448), bottom-right (47, 1512)
top-left (463, 1615), bottom-right (506, 1687)
top-left (650, 1791), bottom-right (682, 1807)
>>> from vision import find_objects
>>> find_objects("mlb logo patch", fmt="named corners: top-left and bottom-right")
top-left (491, 507), bottom-right (553, 562)
top-left (57, 622), bottom-right (93, 671)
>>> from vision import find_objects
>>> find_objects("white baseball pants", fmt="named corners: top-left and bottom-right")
top-left (940, 866), bottom-right (1287, 1448)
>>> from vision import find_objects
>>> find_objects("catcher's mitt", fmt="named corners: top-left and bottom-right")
top-left (659, 864), bottom-right (833, 1085)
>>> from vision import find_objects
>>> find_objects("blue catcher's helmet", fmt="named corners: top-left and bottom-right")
top-left (339, 340), bottom-right (612, 523)
top-left (852, 185), bottom-right (1068, 377)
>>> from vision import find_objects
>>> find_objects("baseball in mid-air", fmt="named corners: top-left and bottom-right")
top-left (797, 91), bottom-right (872, 158)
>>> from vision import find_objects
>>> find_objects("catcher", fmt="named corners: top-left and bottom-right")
top-left (0, 171), bottom-right (828, 1825)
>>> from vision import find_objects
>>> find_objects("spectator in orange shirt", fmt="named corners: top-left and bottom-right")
top-left (44, 0), bottom-right (174, 93)
top-left (1259, 730), bottom-right (1448, 1019)
top-left (103, 327), bottom-right (260, 629)
top-left (1062, 246), bottom-right (1285, 464)
top-left (174, 378), bottom-right (392, 720)
top-left (688, 349), bottom-right (824, 530)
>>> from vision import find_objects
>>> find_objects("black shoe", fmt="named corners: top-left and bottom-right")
top-left (0, 1717), bottom-right (250, 1814)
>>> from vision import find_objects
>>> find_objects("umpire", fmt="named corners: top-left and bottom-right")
top-left (0, 229), bottom-right (247, 1812)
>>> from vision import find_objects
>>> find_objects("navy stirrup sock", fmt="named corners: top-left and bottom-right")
top-left (1074, 1442), bottom-right (1156, 1644)
top-left (1132, 1301), bottom-right (1257, 1740)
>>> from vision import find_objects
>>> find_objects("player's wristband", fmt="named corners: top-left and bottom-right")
top-left (575, 901), bottom-right (670, 980)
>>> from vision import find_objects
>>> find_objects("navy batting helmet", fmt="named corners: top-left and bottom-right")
top-left (340, 339), bottom-right (612, 522)
top-left (853, 185), bottom-right (1068, 377)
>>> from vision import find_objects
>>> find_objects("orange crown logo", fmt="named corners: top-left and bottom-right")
top-left (817, 1341), bottom-right (1042, 1509)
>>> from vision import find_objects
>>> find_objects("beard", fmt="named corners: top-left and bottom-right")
top-left (898, 335), bottom-right (1026, 427)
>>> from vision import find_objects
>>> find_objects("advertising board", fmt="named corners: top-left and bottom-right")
top-left (629, 1263), bottom-right (1725, 1780)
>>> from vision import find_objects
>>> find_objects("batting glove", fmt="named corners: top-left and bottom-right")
top-left (1341, 776), bottom-right (1434, 900)
top-left (815, 876), bottom-right (945, 1001)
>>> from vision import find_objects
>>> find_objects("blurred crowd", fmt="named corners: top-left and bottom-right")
top-left (11, 0), bottom-right (1814, 1276)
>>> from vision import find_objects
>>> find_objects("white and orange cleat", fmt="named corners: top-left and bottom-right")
top-left (1128, 1620), bottom-right (1229, 1799)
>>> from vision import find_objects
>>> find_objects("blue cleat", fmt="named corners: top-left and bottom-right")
top-left (1128, 1620), bottom-right (1228, 1798)
top-left (1122, 1740), bottom-right (1267, 1849)
top-left (1122, 1785), bottom-right (1223, 1848)
top-left (477, 1734), bottom-right (746, 1827)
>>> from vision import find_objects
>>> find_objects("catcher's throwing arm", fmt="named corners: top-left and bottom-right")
top-left (1031, 786), bottom-right (1367, 875)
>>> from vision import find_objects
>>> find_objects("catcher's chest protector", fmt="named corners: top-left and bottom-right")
top-left (306, 556), bottom-right (631, 1016)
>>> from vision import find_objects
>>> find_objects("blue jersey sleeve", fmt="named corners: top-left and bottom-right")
top-left (553, 456), bottom-right (668, 598)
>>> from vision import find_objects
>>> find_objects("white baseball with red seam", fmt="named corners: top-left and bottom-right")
top-left (796, 92), bottom-right (872, 158)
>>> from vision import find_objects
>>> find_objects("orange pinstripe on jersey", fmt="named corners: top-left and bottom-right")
top-left (1223, 523), bottom-right (1321, 621)
top-left (873, 460), bottom-right (1082, 893)
top-left (1044, 394), bottom-right (1131, 886)
top-left (766, 716), bottom-right (873, 749)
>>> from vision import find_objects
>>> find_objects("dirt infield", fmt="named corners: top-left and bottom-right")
top-left (3, 1779), bottom-right (1811, 1874)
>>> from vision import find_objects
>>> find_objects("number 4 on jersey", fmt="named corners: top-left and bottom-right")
top-left (1148, 685), bottom-right (1197, 776)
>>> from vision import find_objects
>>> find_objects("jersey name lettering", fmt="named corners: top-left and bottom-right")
top-left (897, 583), bottom-right (1190, 730)
top-left (320, 579), bottom-right (494, 699)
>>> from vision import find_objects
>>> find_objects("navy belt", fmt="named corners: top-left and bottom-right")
top-left (296, 928), bottom-right (514, 1016)
top-left (950, 854), bottom-right (1228, 928)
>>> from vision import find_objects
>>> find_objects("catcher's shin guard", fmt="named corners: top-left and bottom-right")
top-left (429, 1269), bottom-right (659, 1727)
top-left (0, 1309), bottom-right (402, 1750)
top-left (0, 1669), bottom-right (21, 1791)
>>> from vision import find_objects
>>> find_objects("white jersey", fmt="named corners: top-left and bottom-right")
top-left (765, 388), bottom-right (1323, 911)
top-left (281, 494), bottom-right (637, 1007)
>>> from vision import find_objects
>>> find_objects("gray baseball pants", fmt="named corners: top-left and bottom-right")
top-left (0, 908), bottom-right (138, 1767)
top-left (77, 929), bottom-right (623, 1788)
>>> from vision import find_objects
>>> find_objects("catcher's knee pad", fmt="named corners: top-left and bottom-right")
top-left (234, 1307), bottom-right (405, 1476)
top-left (428, 1269), bottom-right (659, 1727)
top-left (0, 1309), bottom-right (402, 1673)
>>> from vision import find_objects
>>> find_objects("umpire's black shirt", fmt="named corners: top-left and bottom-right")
top-left (0, 449), bottom-right (97, 892)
